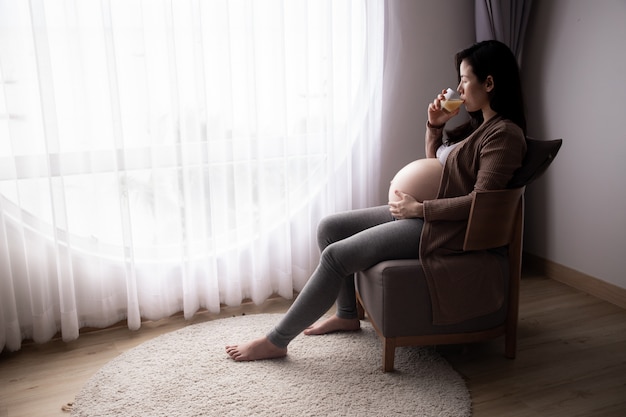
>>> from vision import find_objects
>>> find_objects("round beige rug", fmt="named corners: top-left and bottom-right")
top-left (71, 314), bottom-right (470, 416)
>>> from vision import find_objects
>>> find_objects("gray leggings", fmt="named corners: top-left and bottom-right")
top-left (266, 205), bottom-right (424, 348)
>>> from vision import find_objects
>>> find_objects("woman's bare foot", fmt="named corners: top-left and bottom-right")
top-left (225, 336), bottom-right (287, 361)
top-left (303, 316), bottom-right (361, 335)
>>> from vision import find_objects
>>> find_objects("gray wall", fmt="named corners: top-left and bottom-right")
top-left (380, 0), bottom-right (626, 290)
top-left (522, 0), bottom-right (626, 290)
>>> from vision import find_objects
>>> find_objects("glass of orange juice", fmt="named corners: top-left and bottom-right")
top-left (441, 88), bottom-right (463, 113)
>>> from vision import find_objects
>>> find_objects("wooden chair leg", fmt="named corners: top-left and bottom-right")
top-left (505, 330), bottom-right (517, 359)
top-left (505, 314), bottom-right (518, 359)
top-left (356, 297), bottom-right (365, 320)
top-left (383, 337), bottom-right (396, 372)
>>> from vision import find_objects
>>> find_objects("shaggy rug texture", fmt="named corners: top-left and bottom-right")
top-left (71, 314), bottom-right (471, 416)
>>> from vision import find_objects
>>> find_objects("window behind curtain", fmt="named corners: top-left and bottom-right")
top-left (0, 0), bottom-right (384, 351)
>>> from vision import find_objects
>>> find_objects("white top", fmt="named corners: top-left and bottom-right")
top-left (436, 141), bottom-right (460, 164)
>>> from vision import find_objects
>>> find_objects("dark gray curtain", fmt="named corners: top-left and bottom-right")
top-left (475, 0), bottom-right (533, 63)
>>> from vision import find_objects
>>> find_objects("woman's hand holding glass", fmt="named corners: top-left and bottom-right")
top-left (428, 88), bottom-right (461, 127)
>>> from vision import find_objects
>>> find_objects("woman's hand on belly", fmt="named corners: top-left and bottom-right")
top-left (388, 191), bottom-right (424, 219)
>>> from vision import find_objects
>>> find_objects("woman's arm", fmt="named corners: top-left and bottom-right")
top-left (423, 194), bottom-right (472, 222)
top-left (425, 123), bottom-right (444, 158)
top-left (425, 89), bottom-right (461, 158)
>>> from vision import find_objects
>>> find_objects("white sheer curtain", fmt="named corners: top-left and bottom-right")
top-left (0, 0), bottom-right (384, 352)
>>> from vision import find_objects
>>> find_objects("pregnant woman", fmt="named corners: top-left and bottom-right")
top-left (226, 39), bottom-right (527, 362)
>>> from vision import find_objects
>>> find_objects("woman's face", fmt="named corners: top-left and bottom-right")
top-left (457, 60), bottom-right (492, 114)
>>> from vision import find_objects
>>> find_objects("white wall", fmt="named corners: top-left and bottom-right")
top-left (522, 0), bottom-right (626, 290)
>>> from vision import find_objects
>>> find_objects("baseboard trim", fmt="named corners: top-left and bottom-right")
top-left (523, 252), bottom-right (626, 310)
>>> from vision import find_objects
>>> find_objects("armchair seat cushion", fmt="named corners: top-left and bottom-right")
top-left (356, 258), bottom-right (508, 338)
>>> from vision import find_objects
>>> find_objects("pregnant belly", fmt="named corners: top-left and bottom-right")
top-left (388, 158), bottom-right (442, 203)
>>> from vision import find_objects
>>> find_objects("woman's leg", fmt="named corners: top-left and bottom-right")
top-left (268, 209), bottom-right (423, 347)
top-left (313, 206), bottom-right (397, 323)
top-left (225, 206), bottom-right (423, 361)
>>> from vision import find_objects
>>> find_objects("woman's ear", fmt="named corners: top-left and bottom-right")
top-left (484, 75), bottom-right (494, 92)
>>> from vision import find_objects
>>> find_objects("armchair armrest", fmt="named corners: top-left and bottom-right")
top-left (463, 187), bottom-right (525, 251)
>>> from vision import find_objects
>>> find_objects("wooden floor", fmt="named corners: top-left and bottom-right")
top-left (1, 271), bottom-right (625, 417)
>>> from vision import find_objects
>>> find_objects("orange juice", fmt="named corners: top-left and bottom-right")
top-left (441, 98), bottom-right (464, 113)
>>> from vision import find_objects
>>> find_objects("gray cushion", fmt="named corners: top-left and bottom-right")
top-left (508, 137), bottom-right (562, 188)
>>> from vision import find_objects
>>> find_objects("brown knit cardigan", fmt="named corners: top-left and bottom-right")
top-left (420, 115), bottom-right (527, 325)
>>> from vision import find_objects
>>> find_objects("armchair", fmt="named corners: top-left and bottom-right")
top-left (355, 138), bottom-right (562, 372)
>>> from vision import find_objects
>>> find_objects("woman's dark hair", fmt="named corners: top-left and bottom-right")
top-left (446, 40), bottom-right (526, 143)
